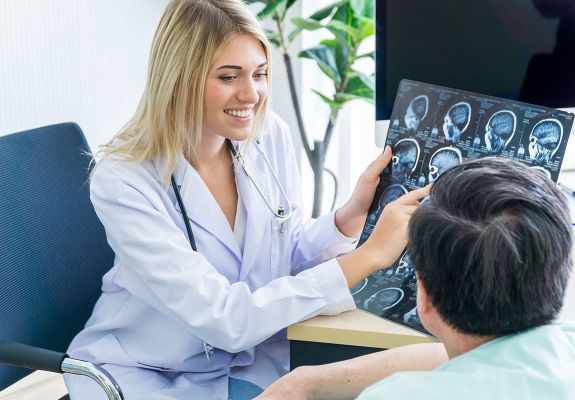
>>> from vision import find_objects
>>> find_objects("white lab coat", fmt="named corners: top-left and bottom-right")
top-left (65, 112), bottom-right (357, 400)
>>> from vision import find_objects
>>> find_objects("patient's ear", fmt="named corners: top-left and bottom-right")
top-left (415, 272), bottom-right (436, 334)
top-left (415, 272), bottom-right (431, 314)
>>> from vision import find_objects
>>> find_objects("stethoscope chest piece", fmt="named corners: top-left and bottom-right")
top-left (228, 139), bottom-right (294, 223)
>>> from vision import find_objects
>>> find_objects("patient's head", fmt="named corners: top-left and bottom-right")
top-left (408, 157), bottom-right (572, 337)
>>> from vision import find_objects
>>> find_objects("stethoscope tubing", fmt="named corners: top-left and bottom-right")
top-left (229, 139), bottom-right (292, 220)
top-left (171, 174), bottom-right (197, 251)
top-left (171, 139), bottom-right (292, 250)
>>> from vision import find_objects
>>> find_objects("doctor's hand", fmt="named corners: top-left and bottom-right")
top-left (338, 185), bottom-right (431, 289)
top-left (335, 146), bottom-right (392, 238)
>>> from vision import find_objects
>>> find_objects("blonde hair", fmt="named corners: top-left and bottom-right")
top-left (97, 0), bottom-right (271, 184)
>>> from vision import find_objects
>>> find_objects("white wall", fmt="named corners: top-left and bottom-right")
top-left (0, 0), bottom-right (169, 150)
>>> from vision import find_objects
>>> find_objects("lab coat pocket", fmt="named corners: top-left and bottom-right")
top-left (269, 217), bottom-right (292, 279)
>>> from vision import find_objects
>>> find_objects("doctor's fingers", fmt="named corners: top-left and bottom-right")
top-left (395, 185), bottom-right (431, 205)
top-left (381, 203), bottom-right (419, 221)
top-left (363, 146), bottom-right (392, 179)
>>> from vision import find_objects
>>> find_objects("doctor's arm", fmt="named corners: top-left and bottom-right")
top-left (255, 342), bottom-right (448, 400)
top-left (338, 185), bottom-right (430, 288)
top-left (286, 146), bottom-right (396, 273)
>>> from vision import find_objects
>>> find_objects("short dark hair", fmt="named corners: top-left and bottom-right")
top-left (408, 157), bottom-right (572, 336)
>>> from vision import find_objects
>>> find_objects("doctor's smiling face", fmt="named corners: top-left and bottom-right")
top-left (203, 34), bottom-right (269, 142)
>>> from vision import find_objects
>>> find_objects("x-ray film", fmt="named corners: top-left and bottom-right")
top-left (353, 79), bottom-right (574, 335)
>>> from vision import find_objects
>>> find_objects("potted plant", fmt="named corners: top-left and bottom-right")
top-left (247, 0), bottom-right (375, 217)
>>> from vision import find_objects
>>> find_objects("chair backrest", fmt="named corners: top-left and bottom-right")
top-left (0, 123), bottom-right (114, 388)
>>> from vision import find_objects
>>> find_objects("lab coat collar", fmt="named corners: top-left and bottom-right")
top-left (158, 142), bottom-right (271, 276)
top-left (170, 155), bottom-right (243, 262)
top-left (231, 141), bottom-right (269, 279)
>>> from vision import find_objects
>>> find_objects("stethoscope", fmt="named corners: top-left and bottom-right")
top-left (170, 138), bottom-right (294, 360)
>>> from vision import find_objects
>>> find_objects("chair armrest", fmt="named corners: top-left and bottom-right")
top-left (61, 358), bottom-right (124, 400)
top-left (0, 341), bottom-right (124, 400)
top-left (0, 341), bottom-right (65, 373)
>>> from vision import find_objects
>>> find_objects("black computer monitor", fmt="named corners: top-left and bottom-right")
top-left (376, 0), bottom-right (575, 121)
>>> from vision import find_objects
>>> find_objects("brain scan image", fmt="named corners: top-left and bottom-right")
top-left (395, 251), bottom-right (414, 276)
top-left (428, 147), bottom-right (462, 183)
top-left (442, 102), bottom-right (471, 143)
top-left (528, 118), bottom-right (563, 164)
top-left (351, 278), bottom-right (369, 296)
top-left (403, 306), bottom-right (421, 326)
top-left (530, 165), bottom-right (552, 180)
top-left (484, 110), bottom-right (517, 153)
top-left (420, 195), bottom-right (432, 205)
top-left (363, 287), bottom-right (405, 314)
top-left (404, 95), bottom-right (429, 131)
top-left (378, 184), bottom-right (408, 212)
top-left (392, 139), bottom-right (420, 183)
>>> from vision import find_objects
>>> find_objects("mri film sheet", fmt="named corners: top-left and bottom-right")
top-left (353, 80), bottom-right (574, 335)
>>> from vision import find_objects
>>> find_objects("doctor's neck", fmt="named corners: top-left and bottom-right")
top-left (189, 132), bottom-right (231, 171)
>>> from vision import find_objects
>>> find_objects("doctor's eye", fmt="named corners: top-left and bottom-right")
top-left (253, 72), bottom-right (268, 80)
top-left (219, 75), bottom-right (237, 82)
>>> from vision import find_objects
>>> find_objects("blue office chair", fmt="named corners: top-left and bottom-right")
top-left (0, 123), bottom-right (123, 399)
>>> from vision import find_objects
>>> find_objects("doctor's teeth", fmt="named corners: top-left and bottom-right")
top-left (226, 109), bottom-right (251, 118)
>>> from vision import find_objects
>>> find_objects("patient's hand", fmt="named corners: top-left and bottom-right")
top-left (254, 367), bottom-right (312, 400)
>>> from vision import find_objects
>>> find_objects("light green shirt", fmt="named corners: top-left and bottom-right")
top-left (357, 322), bottom-right (575, 400)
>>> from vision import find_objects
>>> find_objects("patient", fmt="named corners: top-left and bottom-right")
top-left (257, 157), bottom-right (575, 399)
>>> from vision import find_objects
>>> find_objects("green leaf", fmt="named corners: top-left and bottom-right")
top-left (327, 19), bottom-right (361, 43)
top-left (280, 0), bottom-right (298, 20)
top-left (257, 0), bottom-right (284, 20)
top-left (331, 2), bottom-right (350, 23)
top-left (289, 17), bottom-right (323, 43)
top-left (322, 3), bottom-right (354, 48)
top-left (309, 1), bottom-right (343, 21)
top-left (321, 38), bottom-right (349, 79)
top-left (336, 92), bottom-right (374, 104)
top-left (264, 28), bottom-right (282, 48)
top-left (356, 71), bottom-right (375, 91)
top-left (350, 0), bottom-right (374, 19)
top-left (341, 71), bottom-right (374, 102)
top-left (355, 16), bottom-right (374, 40)
top-left (299, 45), bottom-right (342, 85)
top-left (356, 50), bottom-right (375, 60)
top-left (312, 89), bottom-right (342, 109)
top-left (287, 27), bottom-right (302, 43)
top-left (291, 17), bottom-right (324, 31)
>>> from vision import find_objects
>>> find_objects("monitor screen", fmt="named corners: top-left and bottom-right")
top-left (376, 0), bottom-right (575, 120)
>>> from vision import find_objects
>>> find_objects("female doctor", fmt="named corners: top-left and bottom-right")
top-left (65, 0), bottom-right (430, 399)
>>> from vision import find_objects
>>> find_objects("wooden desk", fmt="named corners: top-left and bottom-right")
top-left (289, 270), bottom-right (575, 368)
top-left (288, 308), bottom-right (436, 368)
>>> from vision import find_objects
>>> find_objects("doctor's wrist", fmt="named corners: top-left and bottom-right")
top-left (338, 246), bottom-right (380, 288)
top-left (334, 202), bottom-right (367, 238)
